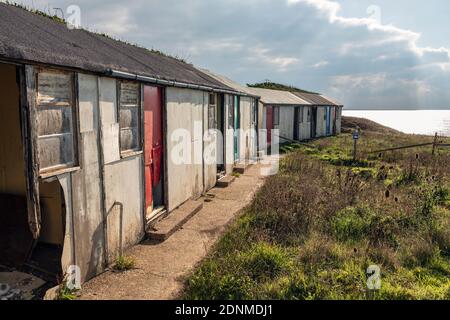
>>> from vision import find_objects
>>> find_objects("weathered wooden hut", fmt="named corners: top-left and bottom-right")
top-left (199, 70), bottom-right (260, 174)
top-left (243, 87), bottom-right (311, 149)
top-left (291, 92), bottom-right (343, 138)
top-left (0, 3), bottom-right (240, 283)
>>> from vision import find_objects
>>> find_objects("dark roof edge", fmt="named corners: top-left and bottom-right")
top-left (108, 69), bottom-right (241, 94)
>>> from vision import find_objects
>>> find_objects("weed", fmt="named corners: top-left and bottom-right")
top-left (113, 255), bottom-right (136, 271)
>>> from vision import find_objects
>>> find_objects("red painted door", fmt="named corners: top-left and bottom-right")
top-left (144, 86), bottom-right (163, 211)
top-left (266, 106), bottom-right (273, 144)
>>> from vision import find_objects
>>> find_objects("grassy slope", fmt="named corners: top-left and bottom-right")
top-left (182, 117), bottom-right (450, 300)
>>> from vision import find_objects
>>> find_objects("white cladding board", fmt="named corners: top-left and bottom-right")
top-left (298, 107), bottom-right (312, 141)
top-left (278, 107), bottom-right (295, 142)
top-left (78, 74), bottom-right (98, 133)
top-left (166, 87), bottom-right (204, 212)
top-left (104, 156), bottom-right (144, 262)
top-left (239, 96), bottom-right (258, 162)
top-left (66, 73), bottom-right (104, 282)
top-left (99, 77), bottom-right (120, 164)
top-left (316, 107), bottom-right (326, 137)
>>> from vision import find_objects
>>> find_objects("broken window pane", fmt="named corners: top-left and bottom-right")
top-left (36, 70), bottom-right (77, 172)
top-left (119, 81), bottom-right (141, 154)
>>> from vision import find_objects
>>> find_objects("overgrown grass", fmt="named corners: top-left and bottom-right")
top-left (182, 123), bottom-right (450, 300)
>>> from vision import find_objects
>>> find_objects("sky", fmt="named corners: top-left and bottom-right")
top-left (4, 0), bottom-right (450, 110)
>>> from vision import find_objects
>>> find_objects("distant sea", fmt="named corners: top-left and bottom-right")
top-left (343, 110), bottom-right (450, 137)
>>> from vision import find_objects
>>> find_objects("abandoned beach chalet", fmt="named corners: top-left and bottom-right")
top-left (0, 4), bottom-right (257, 283)
top-left (199, 69), bottom-right (260, 172)
top-left (244, 87), bottom-right (343, 147)
top-left (292, 92), bottom-right (343, 138)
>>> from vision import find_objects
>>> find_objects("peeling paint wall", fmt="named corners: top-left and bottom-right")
top-left (44, 73), bottom-right (145, 283)
top-left (70, 73), bottom-right (104, 282)
top-left (166, 87), bottom-right (204, 212)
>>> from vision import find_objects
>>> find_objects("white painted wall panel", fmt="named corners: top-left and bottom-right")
top-left (166, 88), bottom-right (204, 212)
top-left (99, 77), bottom-right (120, 164)
top-left (104, 156), bottom-right (144, 262)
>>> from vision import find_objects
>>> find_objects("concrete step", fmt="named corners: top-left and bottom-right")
top-left (233, 163), bottom-right (253, 174)
top-left (216, 175), bottom-right (236, 188)
top-left (146, 199), bottom-right (203, 242)
top-left (145, 207), bottom-right (168, 230)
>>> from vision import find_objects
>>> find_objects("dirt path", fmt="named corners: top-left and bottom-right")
top-left (79, 164), bottom-right (266, 300)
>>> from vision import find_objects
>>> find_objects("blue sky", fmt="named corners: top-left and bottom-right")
top-left (5, 0), bottom-right (450, 109)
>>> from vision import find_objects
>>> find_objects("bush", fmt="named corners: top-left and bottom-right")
top-left (240, 243), bottom-right (293, 281)
top-left (331, 206), bottom-right (374, 242)
top-left (113, 255), bottom-right (136, 271)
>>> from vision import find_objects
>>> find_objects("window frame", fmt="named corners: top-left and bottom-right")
top-left (208, 93), bottom-right (217, 130)
top-left (117, 80), bottom-right (143, 157)
top-left (35, 68), bottom-right (80, 175)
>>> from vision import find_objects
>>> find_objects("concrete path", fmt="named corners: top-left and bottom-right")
top-left (79, 164), bottom-right (266, 300)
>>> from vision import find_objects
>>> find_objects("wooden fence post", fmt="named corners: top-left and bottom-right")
top-left (432, 132), bottom-right (438, 156)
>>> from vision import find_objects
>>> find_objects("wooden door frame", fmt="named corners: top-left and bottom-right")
top-left (18, 64), bottom-right (41, 240)
top-left (142, 84), bottom-right (166, 220)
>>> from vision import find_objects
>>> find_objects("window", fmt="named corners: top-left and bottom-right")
top-left (208, 93), bottom-right (216, 130)
top-left (273, 106), bottom-right (280, 126)
top-left (36, 69), bottom-right (78, 173)
top-left (118, 81), bottom-right (141, 154)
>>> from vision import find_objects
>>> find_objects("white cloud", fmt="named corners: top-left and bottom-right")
top-left (312, 61), bottom-right (329, 68)
top-left (89, 6), bottom-right (137, 36)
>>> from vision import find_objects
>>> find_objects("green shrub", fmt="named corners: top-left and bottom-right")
top-left (240, 243), bottom-right (293, 281)
top-left (331, 206), bottom-right (374, 242)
